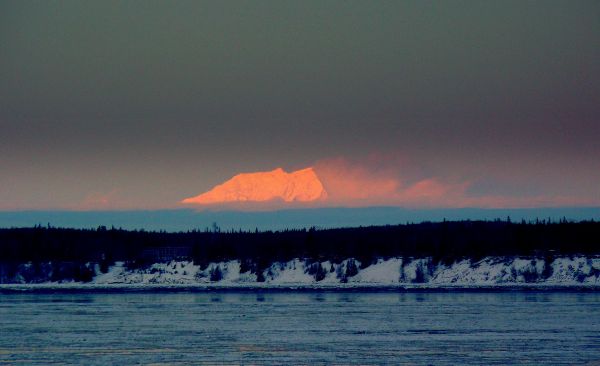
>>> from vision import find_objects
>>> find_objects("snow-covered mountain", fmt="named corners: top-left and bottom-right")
top-left (182, 167), bottom-right (327, 204)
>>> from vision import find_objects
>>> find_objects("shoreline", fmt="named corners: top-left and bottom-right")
top-left (2, 283), bottom-right (600, 294)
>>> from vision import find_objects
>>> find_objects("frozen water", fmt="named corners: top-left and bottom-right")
top-left (0, 291), bottom-right (599, 365)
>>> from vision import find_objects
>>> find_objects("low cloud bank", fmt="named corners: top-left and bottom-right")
top-left (313, 157), bottom-right (470, 207)
top-left (181, 155), bottom-right (599, 209)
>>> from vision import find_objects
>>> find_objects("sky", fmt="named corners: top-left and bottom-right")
top-left (1, 1), bottom-right (599, 210)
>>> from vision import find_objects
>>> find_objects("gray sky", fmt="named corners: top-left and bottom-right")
top-left (1, 1), bottom-right (599, 209)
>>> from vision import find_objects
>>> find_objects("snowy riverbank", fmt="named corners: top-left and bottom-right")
top-left (2, 256), bottom-right (599, 288)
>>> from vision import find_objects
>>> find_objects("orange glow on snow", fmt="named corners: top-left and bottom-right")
top-left (181, 157), bottom-right (598, 209)
top-left (182, 167), bottom-right (327, 205)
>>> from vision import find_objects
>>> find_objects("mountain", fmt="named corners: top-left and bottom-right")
top-left (182, 167), bottom-right (327, 205)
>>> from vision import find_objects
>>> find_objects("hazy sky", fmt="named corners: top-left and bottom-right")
top-left (1, 1), bottom-right (599, 209)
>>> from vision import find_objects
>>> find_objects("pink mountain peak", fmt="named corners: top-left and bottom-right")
top-left (182, 167), bottom-right (328, 205)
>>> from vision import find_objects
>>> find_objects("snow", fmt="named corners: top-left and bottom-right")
top-left (3, 256), bottom-right (600, 287)
top-left (182, 167), bottom-right (327, 204)
top-left (546, 257), bottom-right (600, 285)
top-left (349, 258), bottom-right (402, 284)
top-left (263, 259), bottom-right (314, 284)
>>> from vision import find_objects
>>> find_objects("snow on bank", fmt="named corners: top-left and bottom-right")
top-left (88, 256), bottom-right (600, 286)
top-left (93, 260), bottom-right (256, 285)
top-left (2, 256), bottom-right (599, 287)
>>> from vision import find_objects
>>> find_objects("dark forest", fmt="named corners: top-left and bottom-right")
top-left (1, 220), bottom-right (598, 272)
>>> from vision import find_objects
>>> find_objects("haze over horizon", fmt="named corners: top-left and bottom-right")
top-left (1, 1), bottom-right (599, 211)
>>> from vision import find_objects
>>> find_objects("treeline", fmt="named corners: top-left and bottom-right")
top-left (1, 220), bottom-right (599, 269)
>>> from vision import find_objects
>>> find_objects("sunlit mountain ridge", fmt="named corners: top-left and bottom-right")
top-left (182, 167), bottom-right (327, 205)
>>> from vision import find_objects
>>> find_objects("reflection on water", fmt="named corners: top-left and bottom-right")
top-left (1, 292), bottom-right (599, 365)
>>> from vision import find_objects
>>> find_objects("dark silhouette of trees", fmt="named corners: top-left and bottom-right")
top-left (337, 259), bottom-right (359, 283)
top-left (305, 262), bottom-right (327, 281)
top-left (0, 219), bottom-right (599, 283)
top-left (209, 265), bottom-right (223, 282)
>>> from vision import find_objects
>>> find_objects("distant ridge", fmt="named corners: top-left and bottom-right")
top-left (1, 207), bottom-right (599, 232)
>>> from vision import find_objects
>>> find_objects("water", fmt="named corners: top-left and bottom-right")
top-left (1, 291), bottom-right (599, 365)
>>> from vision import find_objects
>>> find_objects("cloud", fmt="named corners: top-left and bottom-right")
top-left (181, 154), bottom-right (600, 210)
top-left (73, 189), bottom-right (129, 210)
top-left (313, 156), bottom-right (472, 207)
top-left (181, 155), bottom-right (475, 209)
top-left (77, 191), bottom-right (116, 210)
